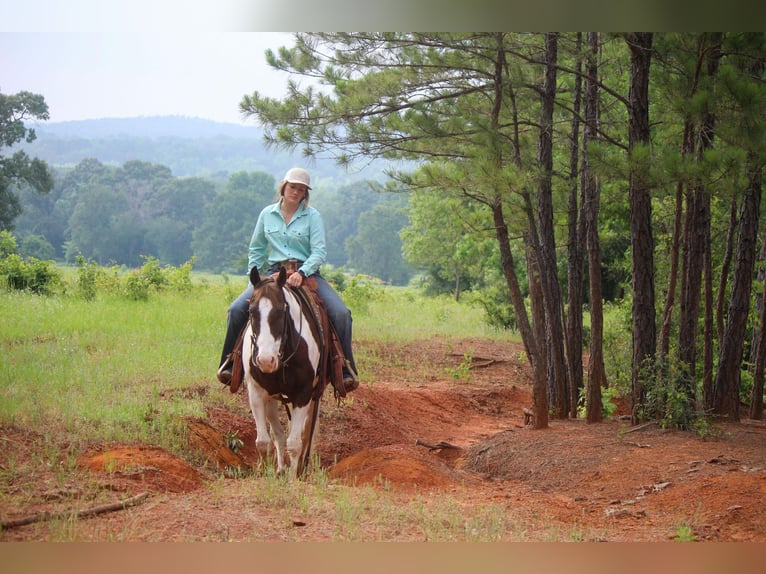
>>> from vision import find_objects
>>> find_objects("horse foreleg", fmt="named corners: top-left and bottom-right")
top-left (264, 399), bottom-right (287, 474)
top-left (286, 399), bottom-right (318, 479)
top-left (248, 384), bottom-right (287, 473)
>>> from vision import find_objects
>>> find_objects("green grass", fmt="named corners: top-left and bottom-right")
top-left (0, 283), bottom-right (237, 453)
top-left (1, 276), bottom-right (509, 453)
top-left (353, 288), bottom-right (509, 342)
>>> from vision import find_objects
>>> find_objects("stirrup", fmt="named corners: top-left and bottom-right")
top-left (343, 360), bottom-right (359, 383)
top-left (217, 361), bottom-right (232, 386)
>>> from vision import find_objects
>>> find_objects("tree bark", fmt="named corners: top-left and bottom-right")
top-left (658, 122), bottom-right (692, 363)
top-left (750, 234), bottom-right (766, 420)
top-left (714, 152), bottom-right (762, 420)
top-left (626, 32), bottom-right (656, 425)
top-left (492, 202), bottom-right (547, 429)
top-left (582, 32), bottom-right (606, 424)
top-left (565, 32), bottom-right (585, 418)
top-left (537, 32), bottom-right (570, 419)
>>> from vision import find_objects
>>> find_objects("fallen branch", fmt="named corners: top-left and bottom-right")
top-left (1, 492), bottom-right (150, 530)
top-left (469, 359), bottom-right (497, 369)
top-left (448, 353), bottom-right (507, 368)
top-left (624, 441), bottom-right (651, 448)
top-left (621, 420), bottom-right (659, 434)
top-left (415, 439), bottom-right (461, 451)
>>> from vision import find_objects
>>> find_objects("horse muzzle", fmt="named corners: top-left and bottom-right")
top-left (254, 352), bottom-right (280, 373)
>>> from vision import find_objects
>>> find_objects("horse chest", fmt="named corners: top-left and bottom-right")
top-left (250, 350), bottom-right (317, 408)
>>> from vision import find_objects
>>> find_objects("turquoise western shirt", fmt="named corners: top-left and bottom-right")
top-left (248, 200), bottom-right (327, 277)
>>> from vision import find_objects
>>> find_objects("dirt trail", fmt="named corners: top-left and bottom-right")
top-left (2, 339), bottom-right (765, 541)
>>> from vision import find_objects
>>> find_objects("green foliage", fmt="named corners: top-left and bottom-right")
top-left (401, 182), bottom-right (498, 299)
top-left (338, 274), bottom-right (385, 316)
top-left (601, 299), bottom-right (633, 396)
top-left (75, 255), bottom-right (100, 301)
top-left (224, 430), bottom-right (244, 453)
top-left (191, 171), bottom-right (274, 273)
top-left (0, 89), bottom-right (54, 230)
top-left (447, 351), bottom-right (474, 382)
top-left (321, 266), bottom-right (346, 292)
top-left (0, 252), bottom-right (60, 295)
top-left (345, 200), bottom-right (412, 285)
top-left (638, 358), bottom-right (695, 430)
top-left (0, 229), bottom-right (17, 257)
top-left (468, 277), bottom-right (519, 332)
top-left (673, 524), bottom-right (697, 542)
top-left (122, 256), bottom-right (195, 301)
top-left (690, 416), bottom-right (727, 441)
top-left (578, 385), bottom-right (619, 419)
top-left (73, 254), bottom-right (196, 302)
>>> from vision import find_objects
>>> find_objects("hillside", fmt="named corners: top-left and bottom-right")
top-left (19, 116), bottom-right (384, 180)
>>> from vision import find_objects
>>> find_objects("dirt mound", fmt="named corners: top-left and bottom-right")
top-left (77, 444), bottom-right (204, 493)
top-left (327, 443), bottom-right (474, 490)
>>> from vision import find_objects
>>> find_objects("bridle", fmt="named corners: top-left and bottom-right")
top-left (249, 278), bottom-right (304, 372)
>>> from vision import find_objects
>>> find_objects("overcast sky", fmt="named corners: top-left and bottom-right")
top-left (1, 31), bottom-right (299, 125)
top-left (0, 0), bottom-right (432, 127)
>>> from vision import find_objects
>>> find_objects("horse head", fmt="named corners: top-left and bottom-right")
top-left (248, 266), bottom-right (290, 373)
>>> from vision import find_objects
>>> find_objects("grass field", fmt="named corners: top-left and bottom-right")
top-left (0, 272), bottom-right (511, 457)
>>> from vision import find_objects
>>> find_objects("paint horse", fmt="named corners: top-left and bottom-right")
top-left (242, 266), bottom-right (326, 478)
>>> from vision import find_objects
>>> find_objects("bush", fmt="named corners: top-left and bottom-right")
top-left (638, 358), bottom-right (695, 430)
top-left (0, 230), bottom-right (17, 258)
top-left (123, 256), bottom-right (195, 301)
top-left (166, 258), bottom-right (194, 293)
top-left (0, 253), bottom-right (60, 295)
top-left (341, 274), bottom-right (384, 316)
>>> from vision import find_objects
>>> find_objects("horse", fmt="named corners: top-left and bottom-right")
top-left (241, 265), bottom-right (326, 478)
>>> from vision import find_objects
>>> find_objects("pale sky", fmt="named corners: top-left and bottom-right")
top-left (0, 0), bottom-right (429, 127)
top-left (1, 31), bottom-right (299, 125)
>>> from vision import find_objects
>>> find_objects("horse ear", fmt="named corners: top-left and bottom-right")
top-left (249, 267), bottom-right (260, 286)
top-left (277, 266), bottom-right (287, 287)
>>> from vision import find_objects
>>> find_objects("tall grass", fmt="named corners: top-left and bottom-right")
top-left (1, 283), bottom-right (236, 453)
top-left (1, 275), bottom-right (511, 452)
top-left (352, 288), bottom-right (509, 342)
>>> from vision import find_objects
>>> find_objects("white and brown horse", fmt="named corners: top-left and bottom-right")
top-left (242, 266), bottom-right (325, 478)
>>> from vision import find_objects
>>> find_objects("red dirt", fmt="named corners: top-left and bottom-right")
top-left (2, 338), bottom-right (765, 541)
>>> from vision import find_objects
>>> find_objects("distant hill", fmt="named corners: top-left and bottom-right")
top-left (36, 116), bottom-right (265, 140)
top-left (20, 116), bottom-right (389, 182)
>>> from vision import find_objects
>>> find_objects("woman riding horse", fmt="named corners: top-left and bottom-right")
top-left (216, 167), bottom-right (359, 392)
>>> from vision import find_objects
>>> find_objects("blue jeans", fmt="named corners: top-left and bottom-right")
top-left (219, 272), bottom-right (356, 374)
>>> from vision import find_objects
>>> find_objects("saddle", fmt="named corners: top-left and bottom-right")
top-left (228, 276), bottom-right (348, 401)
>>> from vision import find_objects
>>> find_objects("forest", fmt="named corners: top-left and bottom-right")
top-left (6, 157), bottom-right (412, 284)
top-left (2, 32), bottom-right (765, 428)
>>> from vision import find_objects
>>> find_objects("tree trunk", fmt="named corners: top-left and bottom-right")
top-left (716, 199), bottom-right (739, 343)
top-left (679, 183), bottom-right (706, 391)
top-left (677, 35), bottom-right (722, 412)
top-left (536, 32), bottom-right (569, 419)
top-left (626, 32), bottom-right (656, 425)
top-left (565, 32), bottom-right (585, 418)
top-left (582, 32), bottom-right (606, 423)
top-left (491, 202), bottom-right (547, 429)
top-left (496, 33), bottom-right (548, 428)
top-left (714, 152), bottom-right (762, 420)
top-left (750, 234), bottom-right (766, 420)
top-left (658, 122), bottom-right (692, 363)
